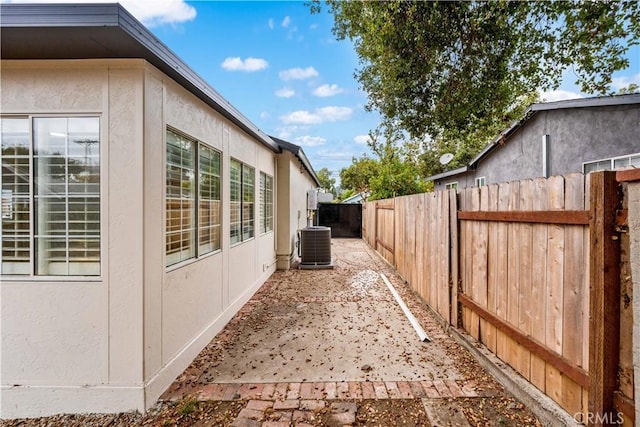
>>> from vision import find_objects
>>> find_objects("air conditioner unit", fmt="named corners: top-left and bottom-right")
top-left (298, 226), bottom-right (333, 269)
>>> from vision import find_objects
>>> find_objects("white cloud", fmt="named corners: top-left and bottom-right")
top-left (280, 106), bottom-right (352, 124)
top-left (316, 149), bottom-right (355, 160)
top-left (313, 83), bottom-right (344, 97)
top-left (221, 57), bottom-right (268, 72)
top-left (309, 23), bottom-right (319, 30)
top-left (539, 90), bottom-right (583, 103)
top-left (268, 18), bottom-right (274, 29)
top-left (293, 136), bottom-right (327, 147)
top-left (6, 0), bottom-right (196, 26)
top-left (277, 126), bottom-right (307, 139)
top-left (611, 73), bottom-right (640, 91)
top-left (316, 106), bottom-right (353, 121)
top-left (260, 112), bottom-right (270, 119)
top-left (275, 88), bottom-right (295, 98)
top-left (282, 16), bottom-right (291, 28)
top-left (279, 66), bottom-right (319, 81)
top-left (354, 135), bottom-right (370, 145)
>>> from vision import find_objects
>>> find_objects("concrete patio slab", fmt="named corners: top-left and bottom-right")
top-left (197, 240), bottom-right (459, 384)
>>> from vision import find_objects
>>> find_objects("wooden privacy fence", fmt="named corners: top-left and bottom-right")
top-left (362, 171), bottom-right (636, 426)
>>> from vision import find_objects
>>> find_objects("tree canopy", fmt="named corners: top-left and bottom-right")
top-left (316, 167), bottom-right (336, 195)
top-left (339, 128), bottom-right (430, 200)
top-left (311, 0), bottom-right (639, 141)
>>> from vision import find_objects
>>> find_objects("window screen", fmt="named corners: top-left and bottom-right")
top-left (166, 129), bottom-right (195, 266)
top-left (1, 116), bottom-right (101, 276)
top-left (199, 145), bottom-right (221, 254)
top-left (230, 159), bottom-right (242, 245)
top-left (260, 172), bottom-right (273, 234)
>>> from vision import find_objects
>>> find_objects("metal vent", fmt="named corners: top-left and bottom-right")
top-left (300, 226), bottom-right (331, 265)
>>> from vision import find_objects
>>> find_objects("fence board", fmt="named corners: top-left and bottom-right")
top-left (485, 184), bottom-right (499, 354)
top-left (582, 174), bottom-right (591, 418)
top-left (470, 188), bottom-right (481, 340)
top-left (439, 191), bottom-right (451, 319)
top-left (450, 190), bottom-right (459, 327)
top-left (530, 177), bottom-right (548, 392)
top-left (496, 182), bottom-right (511, 362)
top-left (562, 173), bottom-right (586, 416)
top-left (478, 186), bottom-right (490, 346)
top-left (546, 176), bottom-right (565, 406)
top-left (507, 181), bottom-right (522, 370)
top-left (517, 180), bottom-right (534, 380)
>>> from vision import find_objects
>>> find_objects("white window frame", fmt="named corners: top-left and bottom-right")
top-left (230, 158), bottom-right (255, 246)
top-left (259, 171), bottom-right (274, 234)
top-left (475, 176), bottom-right (486, 187)
top-left (1, 115), bottom-right (103, 279)
top-left (582, 152), bottom-right (640, 174)
top-left (444, 182), bottom-right (458, 190)
top-left (165, 127), bottom-right (222, 269)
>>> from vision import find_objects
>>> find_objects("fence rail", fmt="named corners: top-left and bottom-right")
top-left (362, 171), bottom-right (634, 426)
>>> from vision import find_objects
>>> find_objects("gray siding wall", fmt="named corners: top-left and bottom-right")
top-left (435, 103), bottom-right (639, 191)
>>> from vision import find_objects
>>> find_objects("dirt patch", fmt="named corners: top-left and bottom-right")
top-left (456, 397), bottom-right (542, 426)
top-left (0, 400), bottom-right (244, 427)
top-left (355, 399), bottom-right (431, 426)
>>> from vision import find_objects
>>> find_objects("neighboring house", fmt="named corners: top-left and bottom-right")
top-left (427, 94), bottom-right (640, 191)
top-left (0, 3), bottom-right (319, 419)
top-left (341, 192), bottom-right (368, 204)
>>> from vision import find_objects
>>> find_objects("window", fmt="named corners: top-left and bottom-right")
top-left (583, 152), bottom-right (640, 174)
top-left (199, 146), bottom-right (221, 254)
top-left (1, 116), bottom-right (101, 276)
top-left (475, 176), bottom-right (486, 187)
top-left (444, 182), bottom-right (458, 190)
top-left (260, 172), bottom-right (273, 234)
top-left (230, 159), bottom-right (254, 245)
top-left (166, 130), bottom-right (195, 266)
top-left (242, 164), bottom-right (255, 240)
top-left (166, 129), bottom-right (221, 267)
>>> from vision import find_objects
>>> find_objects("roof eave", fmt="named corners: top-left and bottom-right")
top-left (425, 165), bottom-right (470, 182)
top-left (0, 2), bottom-right (280, 153)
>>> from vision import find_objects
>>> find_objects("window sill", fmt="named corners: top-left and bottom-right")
top-left (166, 249), bottom-right (222, 273)
top-left (230, 237), bottom-right (255, 248)
top-left (0, 275), bottom-right (103, 283)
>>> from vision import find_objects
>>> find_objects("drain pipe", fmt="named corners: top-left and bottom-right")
top-left (380, 273), bottom-right (431, 343)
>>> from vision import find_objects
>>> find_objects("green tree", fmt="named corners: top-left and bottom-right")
top-left (339, 128), bottom-right (430, 201)
top-left (316, 167), bottom-right (336, 195)
top-left (311, 0), bottom-right (639, 142)
top-left (617, 83), bottom-right (639, 95)
top-left (339, 154), bottom-right (379, 194)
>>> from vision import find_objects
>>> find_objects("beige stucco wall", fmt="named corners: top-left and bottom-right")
top-left (275, 152), bottom-right (318, 269)
top-left (0, 59), bottom-right (279, 418)
top-left (144, 71), bottom-right (277, 404)
top-left (1, 59), bottom-right (146, 417)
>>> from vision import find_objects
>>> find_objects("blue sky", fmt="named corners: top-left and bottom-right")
top-left (151, 1), bottom-right (377, 180)
top-left (6, 0), bottom-right (639, 181)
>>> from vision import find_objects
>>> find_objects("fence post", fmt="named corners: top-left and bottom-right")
top-left (588, 171), bottom-right (621, 426)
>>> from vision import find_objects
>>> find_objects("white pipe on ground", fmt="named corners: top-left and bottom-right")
top-left (380, 273), bottom-right (431, 343)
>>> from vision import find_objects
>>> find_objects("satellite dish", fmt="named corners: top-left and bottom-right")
top-left (439, 153), bottom-right (454, 165)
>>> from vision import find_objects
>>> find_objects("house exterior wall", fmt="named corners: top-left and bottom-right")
top-left (275, 152), bottom-right (317, 270)
top-left (1, 59), bottom-right (146, 417)
top-left (434, 104), bottom-right (640, 191)
top-left (1, 59), bottom-right (280, 418)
